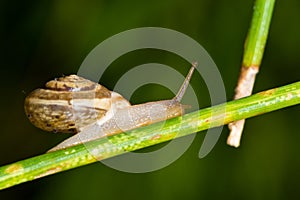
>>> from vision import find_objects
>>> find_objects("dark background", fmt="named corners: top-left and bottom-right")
top-left (1, 0), bottom-right (299, 199)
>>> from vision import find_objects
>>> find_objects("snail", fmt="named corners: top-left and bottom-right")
top-left (24, 63), bottom-right (196, 152)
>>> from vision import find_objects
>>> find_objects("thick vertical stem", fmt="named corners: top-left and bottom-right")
top-left (228, 0), bottom-right (276, 147)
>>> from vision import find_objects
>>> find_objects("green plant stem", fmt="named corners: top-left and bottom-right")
top-left (1, 81), bottom-right (299, 190)
top-left (243, 0), bottom-right (275, 67)
top-left (228, 0), bottom-right (276, 147)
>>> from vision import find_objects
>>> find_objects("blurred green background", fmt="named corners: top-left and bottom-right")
top-left (1, 0), bottom-right (299, 199)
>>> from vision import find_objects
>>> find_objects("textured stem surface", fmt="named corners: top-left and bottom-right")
top-left (0, 81), bottom-right (299, 190)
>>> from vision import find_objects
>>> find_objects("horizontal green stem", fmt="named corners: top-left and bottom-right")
top-left (1, 81), bottom-right (299, 190)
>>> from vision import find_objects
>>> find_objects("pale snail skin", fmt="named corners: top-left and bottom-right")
top-left (24, 64), bottom-right (196, 152)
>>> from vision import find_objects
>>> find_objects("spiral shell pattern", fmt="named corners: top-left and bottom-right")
top-left (24, 75), bottom-right (129, 133)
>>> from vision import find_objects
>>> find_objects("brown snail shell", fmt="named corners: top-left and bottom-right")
top-left (24, 75), bottom-right (130, 133)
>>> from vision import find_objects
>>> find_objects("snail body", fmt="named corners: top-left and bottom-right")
top-left (25, 64), bottom-right (195, 152)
